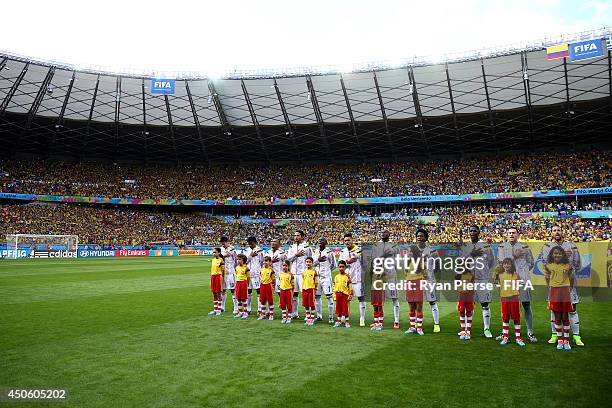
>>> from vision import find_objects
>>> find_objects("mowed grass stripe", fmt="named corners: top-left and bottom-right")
top-left (0, 258), bottom-right (209, 278)
top-left (0, 285), bottom-right (209, 350)
top-left (0, 265), bottom-right (207, 286)
top-left (0, 272), bottom-right (209, 305)
top-left (0, 265), bottom-right (209, 288)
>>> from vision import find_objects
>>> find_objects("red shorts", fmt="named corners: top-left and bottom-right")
top-left (457, 291), bottom-right (474, 312)
top-left (211, 274), bottom-right (223, 294)
top-left (260, 283), bottom-right (274, 305)
top-left (371, 289), bottom-right (384, 307)
top-left (548, 286), bottom-right (573, 312)
top-left (501, 295), bottom-right (521, 322)
top-left (236, 280), bottom-right (248, 301)
top-left (280, 289), bottom-right (293, 313)
top-left (405, 280), bottom-right (424, 303)
top-left (335, 292), bottom-right (349, 317)
top-left (302, 288), bottom-right (315, 308)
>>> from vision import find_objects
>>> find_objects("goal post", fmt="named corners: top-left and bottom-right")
top-left (4, 234), bottom-right (79, 259)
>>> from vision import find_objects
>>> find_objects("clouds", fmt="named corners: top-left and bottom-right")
top-left (0, 0), bottom-right (609, 75)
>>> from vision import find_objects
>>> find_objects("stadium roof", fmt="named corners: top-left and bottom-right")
top-left (1, 44), bottom-right (611, 164)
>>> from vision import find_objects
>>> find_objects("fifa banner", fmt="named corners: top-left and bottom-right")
top-left (522, 242), bottom-right (608, 288)
top-left (150, 79), bottom-right (175, 95)
top-left (1, 186), bottom-right (611, 207)
top-left (569, 39), bottom-right (605, 62)
top-left (0, 249), bottom-right (31, 259)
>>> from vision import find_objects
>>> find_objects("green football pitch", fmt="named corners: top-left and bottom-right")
top-left (1, 257), bottom-right (611, 408)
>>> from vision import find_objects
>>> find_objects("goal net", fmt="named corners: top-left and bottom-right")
top-left (4, 234), bottom-right (79, 259)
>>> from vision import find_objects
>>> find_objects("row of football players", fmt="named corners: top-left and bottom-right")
top-left (208, 225), bottom-right (583, 349)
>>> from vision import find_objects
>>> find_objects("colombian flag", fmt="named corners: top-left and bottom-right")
top-left (546, 43), bottom-right (569, 60)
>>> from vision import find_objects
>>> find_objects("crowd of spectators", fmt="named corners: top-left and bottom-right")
top-left (1, 150), bottom-right (610, 200)
top-left (2, 203), bottom-right (610, 246)
top-left (245, 201), bottom-right (611, 219)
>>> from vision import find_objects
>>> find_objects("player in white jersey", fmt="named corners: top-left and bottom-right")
top-left (415, 229), bottom-right (442, 333)
top-left (461, 225), bottom-right (496, 338)
top-left (220, 236), bottom-right (238, 315)
top-left (313, 237), bottom-right (337, 324)
top-left (244, 236), bottom-right (264, 315)
top-left (286, 230), bottom-right (313, 318)
top-left (540, 224), bottom-right (584, 346)
top-left (340, 233), bottom-right (366, 326)
top-left (497, 227), bottom-right (537, 342)
top-left (266, 238), bottom-right (286, 294)
top-left (371, 231), bottom-right (401, 329)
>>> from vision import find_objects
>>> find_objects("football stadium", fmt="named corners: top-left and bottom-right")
top-left (1, 1), bottom-right (612, 407)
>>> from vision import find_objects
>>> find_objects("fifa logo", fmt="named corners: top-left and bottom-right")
top-left (573, 43), bottom-right (598, 53)
top-left (154, 81), bottom-right (172, 89)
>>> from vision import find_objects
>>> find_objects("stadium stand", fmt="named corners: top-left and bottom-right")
top-left (1, 202), bottom-right (610, 246)
top-left (1, 150), bottom-right (610, 200)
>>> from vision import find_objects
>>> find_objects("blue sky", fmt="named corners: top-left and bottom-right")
top-left (1, 0), bottom-right (610, 75)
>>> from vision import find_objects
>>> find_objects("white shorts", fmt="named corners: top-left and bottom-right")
top-left (424, 285), bottom-right (438, 303)
top-left (384, 275), bottom-right (398, 299)
top-left (519, 288), bottom-right (532, 303)
top-left (475, 281), bottom-right (492, 304)
top-left (351, 282), bottom-right (363, 298)
top-left (224, 274), bottom-right (236, 290)
top-left (250, 276), bottom-right (261, 290)
top-left (570, 286), bottom-right (580, 305)
top-left (275, 275), bottom-right (281, 293)
top-left (293, 274), bottom-right (304, 292)
top-left (316, 276), bottom-right (333, 296)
